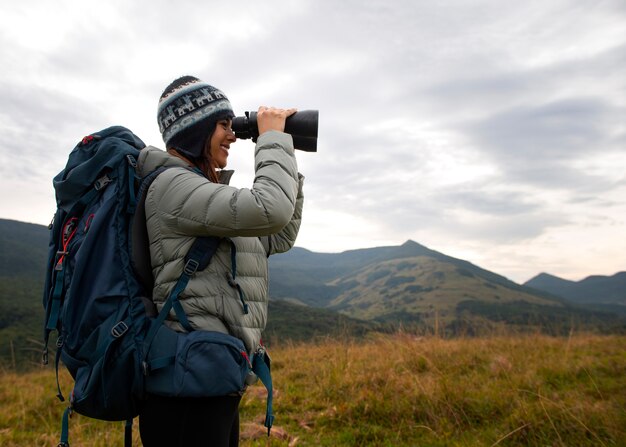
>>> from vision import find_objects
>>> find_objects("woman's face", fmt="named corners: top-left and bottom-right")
top-left (209, 118), bottom-right (236, 169)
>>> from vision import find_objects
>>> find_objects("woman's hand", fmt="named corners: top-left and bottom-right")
top-left (256, 106), bottom-right (297, 135)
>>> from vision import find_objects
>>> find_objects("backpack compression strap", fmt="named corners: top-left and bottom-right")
top-left (142, 236), bottom-right (222, 371)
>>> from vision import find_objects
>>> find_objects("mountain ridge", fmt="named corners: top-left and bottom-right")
top-left (269, 238), bottom-right (567, 308)
top-left (525, 271), bottom-right (626, 305)
top-left (1, 218), bottom-right (624, 368)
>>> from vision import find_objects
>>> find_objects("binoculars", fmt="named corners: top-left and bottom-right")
top-left (232, 110), bottom-right (319, 152)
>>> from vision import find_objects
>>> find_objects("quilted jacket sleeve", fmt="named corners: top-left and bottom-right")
top-left (261, 173), bottom-right (304, 255)
top-left (149, 131), bottom-right (299, 237)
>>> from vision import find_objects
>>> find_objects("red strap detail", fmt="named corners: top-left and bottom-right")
top-left (56, 217), bottom-right (78, 268)
top-left (84, 213), bottom-right (95, 232)
top-left (241, 351), bottom-right (252, 368)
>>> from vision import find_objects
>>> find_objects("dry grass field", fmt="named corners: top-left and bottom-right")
top-left (1, 333), bottom-right (625, 446)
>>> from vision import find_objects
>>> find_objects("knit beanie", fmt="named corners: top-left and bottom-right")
top-left (157, 76), bottom-right (234, 160)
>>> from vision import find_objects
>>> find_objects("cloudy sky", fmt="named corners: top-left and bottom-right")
top-left (1, 0), bottom-right (624, 284)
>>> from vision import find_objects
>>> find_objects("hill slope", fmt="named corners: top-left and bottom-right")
top-left (270, 240), bottom-right (570, 317)
top-left (1, 218), bottom-right (625, 368)
top-left (269, 240), bottom-right (551, 307)
top-left (327, 256), bottom-right (564, 322)
top-left (269, 240), bottom-right (625, 333)
top-left (0, 220), bottom-right (50, 368)
top-left (525, 271), bottom-right (626, 305)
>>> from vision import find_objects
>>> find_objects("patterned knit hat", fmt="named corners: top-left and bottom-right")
top-left (157, 76), bottom-right (234, 159)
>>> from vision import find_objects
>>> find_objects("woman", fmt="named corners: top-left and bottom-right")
top-left (137, 75), bottom-right (304, 446)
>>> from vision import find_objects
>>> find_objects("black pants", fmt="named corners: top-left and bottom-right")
top-left (139, 394), bottom-right (242, 447)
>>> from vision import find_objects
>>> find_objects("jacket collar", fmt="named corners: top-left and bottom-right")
top-left (218, 170), bottom-right (234, 185)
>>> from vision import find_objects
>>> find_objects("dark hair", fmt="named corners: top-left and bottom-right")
top-left (197, 134), bottom-right (220, 184)
top-left (166, 130), bottom-right (220, 184)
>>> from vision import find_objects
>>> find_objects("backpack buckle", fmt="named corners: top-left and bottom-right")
top-left (183, 259), bottom-right (199, 275)
top-left (54, 252), bottom-right (67, 271)
top-left (126, 154), bottom-right (137, 168)
top-left (111, 321), bottom-right (129, 338)
top-left (94, 175), bottom-right (112, 191)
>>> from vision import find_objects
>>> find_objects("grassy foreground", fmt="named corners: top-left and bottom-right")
top-left (1, 333), bottom-right (625, 446)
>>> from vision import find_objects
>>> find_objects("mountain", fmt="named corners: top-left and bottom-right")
top-left (525, 272), bottom-right (626, 306)
top-left (0, 219), bottom-right (50, 277)
top-left (269, 240), bottom-right (625, 334)
top-left (326, 256), bottom-right (563, 322)
top-left (1, 218), bottom-right (625, 368)
top-left (0, 219), bottom-right (50, 368)
top-left (269, 240), bottom-right (550, 306)
top-left (269, 239), bottom-right (566, 314)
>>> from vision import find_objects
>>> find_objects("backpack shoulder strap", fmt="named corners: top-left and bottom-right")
top-left (131, 166), bottom-right (170, 296)
top-left (135, 164), bottom-right (222, 330)
top-left (131, 163), bottom-right (222, 297)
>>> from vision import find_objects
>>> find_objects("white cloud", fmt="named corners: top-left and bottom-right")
top-left (0, 0), bottom-right (624, 283)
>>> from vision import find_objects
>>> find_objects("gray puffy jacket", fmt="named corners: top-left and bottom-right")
top-left (137, 131), bottom-right (303, 353)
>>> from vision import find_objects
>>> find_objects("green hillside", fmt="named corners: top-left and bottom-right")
top-left (262, 300), bottom-right (378, 345)
top-left (0, 220), bottom-right (50, 369)
top-left (0, 219), bottom-right (50, 276)
top-left (327, 256), bottom-right (563, 321)
top-left (1, 218), bottom-right (625, 369)
top-left (269, 239), bottom-right (624, 334)
top-left (269, 240), bottom-right (563, 307)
